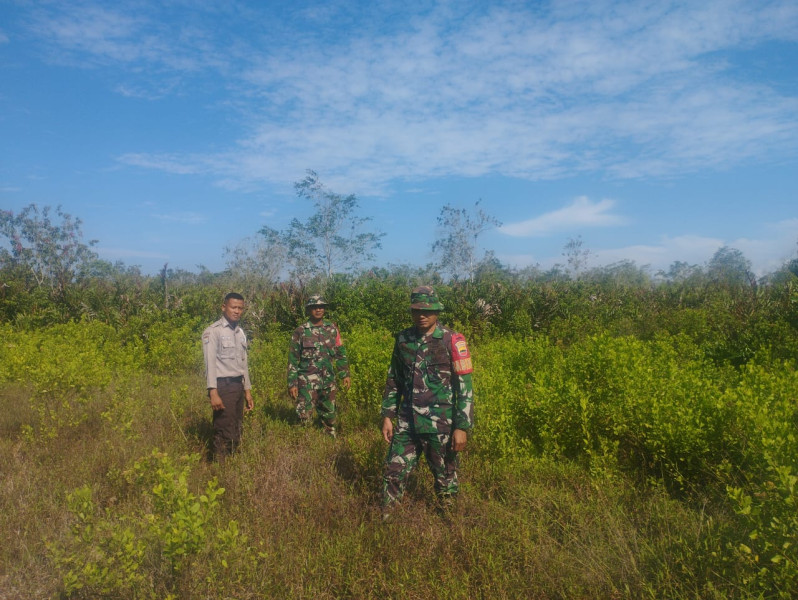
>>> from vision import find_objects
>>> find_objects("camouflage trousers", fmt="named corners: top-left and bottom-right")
top-left (382, 425), bottom-right (459, 508)
top-left (295, 386), bottom-right (337, 433)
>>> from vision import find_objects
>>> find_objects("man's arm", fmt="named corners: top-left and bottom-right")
top-left (452, 372), bottom-right (474, 431)
top-left (381, 337), bottom-right (402, 427)
top-left (209, 388), bottom-right (225, 411)
top-left (451, 372), bottom-right (473, 451)
top-left (451, 330), bottom-right (474, 452)
top-left (242, 331), bottom-right (252, 391)
top-left (333, 324), bottom-right (351, 389)
top-left (202, 326), bottom-right (218, 390)
top-left (242, 330), bottom-right (253, 410)
top-left (382, 416), bottom-right (394, 443)
top-left (450, 330), bottom-right (474, 433)
top-left (203, 326), bottom-right (224, 411)
top-left (287, 328), bottom-right (301, 397)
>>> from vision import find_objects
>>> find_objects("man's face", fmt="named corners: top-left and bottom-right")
top-left (412, 309), bottom-right (439, 333)
top-left (309, 306), bottom-right (326, 321)
top-left (222, 298), bottom-right (245, 325)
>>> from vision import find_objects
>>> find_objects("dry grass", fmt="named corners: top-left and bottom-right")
top-left (0, 376), bottom-right (714, 599)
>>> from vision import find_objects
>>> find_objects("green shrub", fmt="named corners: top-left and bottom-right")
top-left (722, 361), bottom-right (798, 598)
top-left (344, 324), bottom-right (394, 410)
top-left (50, 450), bottom-right (246, 598)
top-left (134, 316), bottom-right (205, 375)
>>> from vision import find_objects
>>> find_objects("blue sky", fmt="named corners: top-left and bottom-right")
top-left (1, 0), bottom-right (797, 276)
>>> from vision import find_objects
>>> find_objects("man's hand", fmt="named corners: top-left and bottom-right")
top-left (452, 428), bottom-right (468, 452)
top-left (245, 389), bottom-right (254, 412)
top-left (342, 376), bottom-right (351, 390)
top-left (209, 388), bottom-right (225, 411)
top-left (288, 386), bottom-right (298, 400)
top-left (381, 417), bottom-right (394, 443)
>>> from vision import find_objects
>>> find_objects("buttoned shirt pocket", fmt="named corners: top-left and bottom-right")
top-left (220, 334), bottom-right (236, 358)
top-left (301, 338), bottom-right (317, 358)
top-left (426, 347), bottom-right (451, 385)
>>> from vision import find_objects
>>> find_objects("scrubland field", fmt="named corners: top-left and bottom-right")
top-left (1, 274), bottom-right (797, 599)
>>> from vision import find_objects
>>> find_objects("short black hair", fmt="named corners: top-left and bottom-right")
top-left (224, 292), bottom-right (245, 303)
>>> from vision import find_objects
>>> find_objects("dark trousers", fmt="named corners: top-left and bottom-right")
top-left (212, 379), bottom-right (245, 459)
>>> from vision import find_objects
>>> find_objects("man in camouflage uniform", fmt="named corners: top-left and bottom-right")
top-left (381, 286), bottom-right (474, 515)
top-left (287, 295), bottom-right (351, 438)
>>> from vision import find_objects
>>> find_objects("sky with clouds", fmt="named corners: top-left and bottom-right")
top-left (1, 0), bottom-right (797, 276)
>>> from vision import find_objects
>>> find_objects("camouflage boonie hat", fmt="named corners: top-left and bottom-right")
top-left (410, 286), bottom-right (444, 311)
top-left (305, 295), bottom-right (329, 308)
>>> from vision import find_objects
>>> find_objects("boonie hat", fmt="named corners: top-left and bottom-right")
top-left (410, 286), bottom-right (444, 311)
top-left (305, 294), bottom-right (329, 308)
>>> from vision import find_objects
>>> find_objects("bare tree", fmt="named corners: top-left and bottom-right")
top-left (562, 235), bottom-right (591, 279)
top-left (432, 200), bottom-right (501, 281)
top-left (292, 170), bottom-right (384, 279)
top-left (224, 233), bottom-right (286, 289)
top-left (0, 204), bottom-right (98, 293)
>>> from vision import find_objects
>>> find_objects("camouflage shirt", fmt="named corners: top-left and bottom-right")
top-left (287, 319), bottom-right (350, 390)
top-left (381, 324), bottom-right (474, 436)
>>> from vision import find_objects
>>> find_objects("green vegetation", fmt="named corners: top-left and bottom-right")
top-left (2, 203), bottom-right (798, 597)
top-left (0, 266), bottom-right (796, 598)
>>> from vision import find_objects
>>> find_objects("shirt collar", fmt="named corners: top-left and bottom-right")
top-left (222, 316), bottom-right (239, 331)
top-left (415, 324), bottom-right (443, 339)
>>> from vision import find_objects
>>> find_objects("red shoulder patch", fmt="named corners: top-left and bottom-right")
top-left (330, 323), bottom-right (343, 346)
top-left (450, 332), bottom-right (473, 375)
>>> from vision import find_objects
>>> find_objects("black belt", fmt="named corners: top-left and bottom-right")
top-left (217, 376), bottom-right (244, 384)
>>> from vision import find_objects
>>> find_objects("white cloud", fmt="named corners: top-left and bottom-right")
top-left (729, 219), bottom-right (798, 274)
top-left (211, 0), bottom-right (798, 190)
top-left (500, 197), bottom-right (627, 237)
top-left (590, 228), bottom-right (796, 276)
top-left (21, 1), bottom-right (798, 191)
top-left (501, 219), bottom-right (798, 276)
top-left (98, 247), bottom-right (169, 260)
top-left (118, 153), bottom-right (203, 175)
top-left (152, 212), bottom-right (206, 225)
top-left (590, 235), bottom-right (724, 271)
top-left (114, 82), bottom-right (176, 100)
top-left (27, 4), bottom-right (224, 72)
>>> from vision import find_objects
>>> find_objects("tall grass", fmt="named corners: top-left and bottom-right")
top-left (0, 371), bottom-right (732, 599)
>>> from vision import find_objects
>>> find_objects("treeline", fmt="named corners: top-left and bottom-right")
top-left (3, 198), bottom-right (797, 338)
top-left (3, 241), bottom-right (798, 368)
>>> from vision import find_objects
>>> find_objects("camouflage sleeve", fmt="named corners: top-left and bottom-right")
top-left (452, 372), bottom-right (474, 431)
top-left (333, 325), bottom-right (350, 380)
top-left (381, 337), bottom-right (402, 419)
top-left (287, 328), bottom-right (302, 388)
